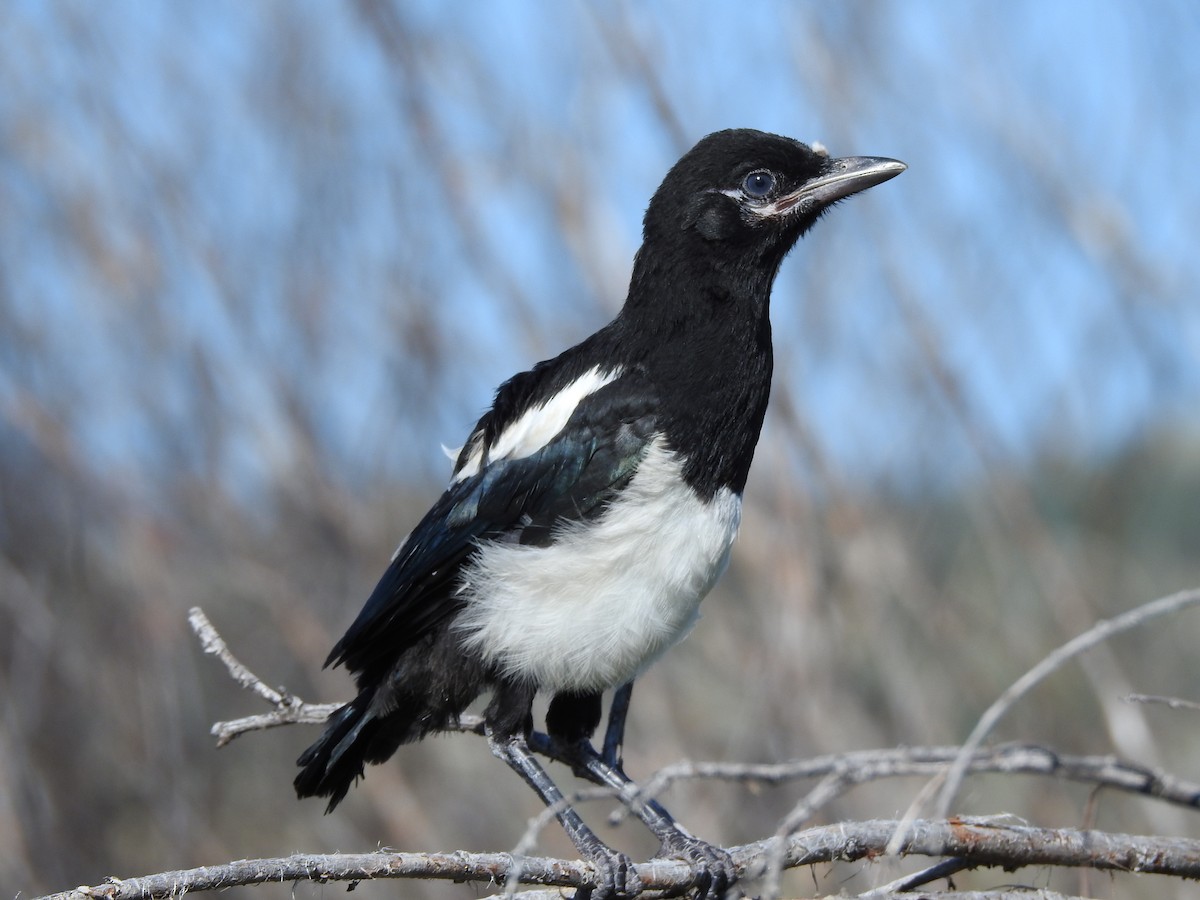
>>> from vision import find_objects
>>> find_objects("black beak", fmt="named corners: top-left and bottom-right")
top-left (777, 156), bottom-right (906, 215)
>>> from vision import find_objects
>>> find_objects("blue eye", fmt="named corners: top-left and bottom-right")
top-left (742, 170), bottom-right (775, 198)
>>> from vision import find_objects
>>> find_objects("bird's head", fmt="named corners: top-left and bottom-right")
top-left (634, 129), bottom-right (905, 299)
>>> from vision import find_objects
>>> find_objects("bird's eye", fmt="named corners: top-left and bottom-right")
top-left (742, 170), bottom-right (775, 199)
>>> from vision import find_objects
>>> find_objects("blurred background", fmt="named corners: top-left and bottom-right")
top-left (2, 2), bottom-right (1199, 898)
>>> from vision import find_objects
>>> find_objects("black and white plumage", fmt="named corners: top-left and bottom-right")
top-left (296, 129), bottom-right (904, 897)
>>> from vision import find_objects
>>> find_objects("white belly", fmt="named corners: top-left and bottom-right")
top-left (454, 441), bottom-right (741, 692)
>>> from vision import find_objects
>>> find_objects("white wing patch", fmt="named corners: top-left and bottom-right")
top-left (451, 366), bottom-right (622, 483)
top-left (454, 439), bottom-right (742, 693)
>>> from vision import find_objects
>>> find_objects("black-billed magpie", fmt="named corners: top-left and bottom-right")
top-left (296, 129), bottom-right (904, 898)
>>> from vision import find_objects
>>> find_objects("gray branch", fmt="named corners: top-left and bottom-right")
top-left (935, 586), bottom-right (1200, 814)
top-left (168, 605), bottom-right (1200, 899)
top-left (187, 606), bottom-right (1200, 820)
top-left (37, 819), bottom-right (1200, 900)
top-left (633, 743), bottom-right (1200, 819)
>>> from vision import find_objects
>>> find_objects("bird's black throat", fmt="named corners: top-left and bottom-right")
top-left (612, 258), bottom-right (777, 500)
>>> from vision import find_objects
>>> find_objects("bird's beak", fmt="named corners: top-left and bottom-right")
top-left (774, 156), bottom-right (906, 216)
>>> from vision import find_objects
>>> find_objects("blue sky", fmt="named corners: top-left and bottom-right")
top-left (1, 1), bottom-right (1196, 499)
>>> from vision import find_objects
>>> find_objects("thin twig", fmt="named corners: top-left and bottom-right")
top-left (189, 605), bottom-right (486, 745)
top-left (763, 770), bottom-right (847, 900)
top-left (188, 606), bottom-right (288, 705)
top-left (861, 856), bottom-right (973, 896)
top-left (1126, 692), bottom-right (1200, 713)
top-left (860, 892), bottom-right (1083, 900)
top-left (935, 587), bottom-right (1200, 816)
top-left (633, 743), bottom-right (1200, 818)
top-left (504, 785), bottom-right (627, 900)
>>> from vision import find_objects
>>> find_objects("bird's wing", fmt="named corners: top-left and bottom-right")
top-left (325, 372), bottom-right (659, 681)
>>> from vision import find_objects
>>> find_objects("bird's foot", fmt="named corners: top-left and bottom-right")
top-left (656, 831), bottom-right (738, 900)
top-left (575, 844), bottom-right (643, 900)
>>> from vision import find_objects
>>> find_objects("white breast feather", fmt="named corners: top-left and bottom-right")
top-left (452, 366), bottom-right (622, 483)
top-left (454, 439), bottom-right (742, 692)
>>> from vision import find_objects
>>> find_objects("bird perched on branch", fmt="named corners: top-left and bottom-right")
top-left (295, 128), bottom-right (904, 899)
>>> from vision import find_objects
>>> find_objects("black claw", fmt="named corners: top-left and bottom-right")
top-left (581, 846), bottom-right (643, 900)
top-left (658, 833), bottom-right (737, 900)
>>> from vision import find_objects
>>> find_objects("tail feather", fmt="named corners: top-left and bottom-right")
top-left (294, 694), bottom-right (377, 811)
top-left (294, 687), bottom-right (436, 811)
top-left (297, 631), bottom-right (487, 811)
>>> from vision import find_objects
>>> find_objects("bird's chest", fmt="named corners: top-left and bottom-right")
top-left (454, 445), bottom-right (741, 692)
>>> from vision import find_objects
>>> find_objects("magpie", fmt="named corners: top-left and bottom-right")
top-left (295, 128), bottom-right (904, 898)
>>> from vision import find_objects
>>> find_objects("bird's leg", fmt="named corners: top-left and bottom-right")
top-left (546, 689), bottom-right (737, 900)
top-left (487, 732), bottom-right (643, 900)
top-left (559, 740), bottom-right (738, 900)
top-left (486, 684), bottom-right (641, 900)
top-left (600, 681), bottom-right (634, 771)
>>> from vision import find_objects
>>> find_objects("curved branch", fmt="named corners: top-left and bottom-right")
top-left (188, 606), bottom-right (481, 745)
top-left (189, 606), bottom-right (1200, 823)
top-left (634, 743), bottom-right (1200, 820)
top-left (935, 586), bottom-right (1200, 814)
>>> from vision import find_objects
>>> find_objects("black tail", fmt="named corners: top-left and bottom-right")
top-left (294, 682), bottom-right (448, 811)
top-left (296, 631), bottom-right (488, 810)
top-left (294, 692), bottom-right (377, 811)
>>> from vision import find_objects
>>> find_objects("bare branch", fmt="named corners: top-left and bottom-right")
top-left (179, 607), bottom-right (1200, 899)
top-left (189, 607), bottom-right (287, 705)
top-left (935, 586), bottom-right (1200, 815)
top-left (859, 893), bottom-right (1084, 900)
top-left (1127, 692), bottom-right (1200, 713)
top-left (189, 607), bottom-right (342, 745)
top-left (36, 819), bottom-right (1200, 900)
top-left (636, 743), bottom-right (1200, 818)
top-left (505, 785), bottom-right (630, 899)
top-left (763, 771), bottom-right (846, 899)
top-left (189, 608), bottom-right (1200, 820)
top-left (188, 606), bottom-right (488, 745)
top-left (859, 856), bottom-right (973, 896)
